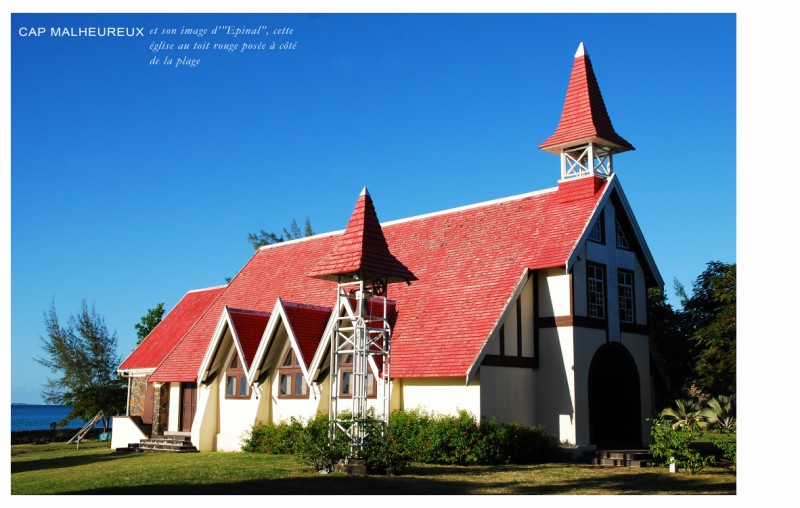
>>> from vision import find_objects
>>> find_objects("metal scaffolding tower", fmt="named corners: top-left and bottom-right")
top-left (329, 277), bottom-right (391, 457)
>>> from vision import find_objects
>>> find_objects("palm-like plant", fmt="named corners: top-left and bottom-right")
top-left (700, 395), bottom-right (736, 432)
top-left (661, 399), bottom-right (705, 429)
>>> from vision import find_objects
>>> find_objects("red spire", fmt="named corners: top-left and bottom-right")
top-left (539, 43), bottom-right (634, 154)
top-left (308, 187), bottom-right (416, 284)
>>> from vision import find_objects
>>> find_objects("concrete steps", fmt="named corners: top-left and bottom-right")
top-left (118, 433), bottom-right (198, 453)
top-left (590, 449), bottom-right (653, 468)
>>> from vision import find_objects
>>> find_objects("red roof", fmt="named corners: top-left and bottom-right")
top-left (147, 179), bottom-right (608, 382)
top-left (308, 188), bottom-right (416, 284)
top-left (228, 308), bottom-right (270, 370)
top-left (539, 43), bottom-right (634, 154)
top-left (118, 286), bottom-right (224, 371)
top-left (281, 301), bottom-right (332, 367)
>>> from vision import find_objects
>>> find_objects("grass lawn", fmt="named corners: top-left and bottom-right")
top-left (11, 440), bottom-right (736, 495)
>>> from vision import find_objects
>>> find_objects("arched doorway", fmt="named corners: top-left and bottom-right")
top-left (588, 343), bottom-right (641, 448)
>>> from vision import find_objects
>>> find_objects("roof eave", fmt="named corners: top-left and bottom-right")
top-left (465, 268), bottom-right (531, 384)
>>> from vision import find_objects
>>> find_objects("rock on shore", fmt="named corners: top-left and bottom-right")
top-left (11, 428), bottom-right (105, 445)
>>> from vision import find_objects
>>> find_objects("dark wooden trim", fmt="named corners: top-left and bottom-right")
top-left (499, 324), bottom-right (505, 356)
top-left (569, 272), bottom-right (574, 317)
top-left (482, 354), bottom-right (537, 369)
top-left (537, 315), bottom-right (608, 330)
top-left (516, 293), bottom-right (522, 357)
top-left (620, 322), bottom-right (649, 335)
top-left (532, 271), bottom-right (539, 369)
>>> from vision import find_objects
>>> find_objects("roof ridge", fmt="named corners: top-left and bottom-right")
top-left (226, 307), bottom-right (271, 316)
top-left (186, 284), bottom-right (228, 294)
top-left (279, 300), bottom-right (333, 312)
top-left (260, 187), bottom-right (560, 254)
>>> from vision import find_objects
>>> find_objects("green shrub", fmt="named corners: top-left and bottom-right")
top-left (242, 418), bottom-right (304, 454)
top-left (295, 412), bottom-right (348, 472)
top-left (388, 409), bottom-right (560, 466)
top-left (649, 415), bottom-right (715, 474)
top-left (710, 429), bottom-right (736, 468)
top-left (363, 432), bottom-right (413, 475)
top-left (243, 409), bottom-right (561, 472)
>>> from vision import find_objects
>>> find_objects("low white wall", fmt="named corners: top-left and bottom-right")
top-left (168, 383), bottom-right (181, 432)
top-left (110, 416), bottom-right (146, 450)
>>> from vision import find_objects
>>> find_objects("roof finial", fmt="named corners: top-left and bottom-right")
top-left (360, 186), bottom-right (370, 197)
top-left (575, 42), bottom-right (587, 58)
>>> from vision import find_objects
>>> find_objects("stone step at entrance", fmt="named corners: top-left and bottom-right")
top-left (590, 449), bottom-right (653, 468)
top-left (118, 433), bottom-right (198, 453)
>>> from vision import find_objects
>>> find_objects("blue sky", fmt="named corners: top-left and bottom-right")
top-left (7, 11), bottom-right (739, 404)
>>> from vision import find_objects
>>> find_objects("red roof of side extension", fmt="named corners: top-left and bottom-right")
top-left (147, 177), bottom-right (608, 382)
top-left (539, 43), bottom-right (634, 154)
top-left (228, 309), bottom-right (270, 370)
top-left (308, 188), bottom-right (416, 284)
top-left (118, 286), bottom-right (224, 371)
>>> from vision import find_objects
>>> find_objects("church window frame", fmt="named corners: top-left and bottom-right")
top-left (587, 262), bottom-right (607, 320)
top-left (225, 353), bottom-right (250, 399)
top-left (278, 348), bottom-right (308, 399)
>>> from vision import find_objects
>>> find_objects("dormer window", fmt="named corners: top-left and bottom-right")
top-left (225, 353), bottom-right (250, 399)
top-left (615, 219), bottom-right (630, 249)
top-left (278, 348), bottom-right (308, 399)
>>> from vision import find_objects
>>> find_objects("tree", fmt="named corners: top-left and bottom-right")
top-left (248, 217), bottom-right (314, 250)
top-left (680, 261), bottom-right (736, 397)
top-left (135, 302), bottom-right (165, 345)
top-left (35, 300), bottom-right (126, 431)
top-left (647, 287), bottom-right (694, 407)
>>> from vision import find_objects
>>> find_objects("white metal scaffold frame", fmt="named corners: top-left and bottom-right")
top-left (329, 279), bottom-right (391, 457)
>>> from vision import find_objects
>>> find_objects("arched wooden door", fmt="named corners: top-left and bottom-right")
top-left (588, 344), bottom-right (641, 449)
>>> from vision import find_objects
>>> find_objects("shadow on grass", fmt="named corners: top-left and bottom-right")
top-left (67, 475), bottom-right (499, 495)
top-left (11, 450), bottom-right (143, 475)
top-left (61, 465), bottom-right (735, 496)
top-left (514, 469), bottom-right (736, 495)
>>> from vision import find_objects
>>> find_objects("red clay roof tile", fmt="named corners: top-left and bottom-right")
top-left (308, 188), bottom-right (416, 284)
top-left (539, 43), bottom-right (633, 154)
top-left (228, 309), bottom-right (270, 370)
top-left (147, 180), bottom-right (607, 382)
top-left (119, 286), bottom-right (224, 371)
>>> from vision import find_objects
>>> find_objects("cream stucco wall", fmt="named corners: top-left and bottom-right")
top-left (479, 366), bottom-right (536, 425)
top-left (194, 377), bottom-right (218, 451)
top-left (214, 349), bottom-right (262, 451)
top-left (572, 328), bottom-right (607, 446)
top-left (540, 268), bottom-right (571, 318)
top-left (536, 326), bottom-right (577, 444)
top-left (399, 377), bottom-right (481, 417)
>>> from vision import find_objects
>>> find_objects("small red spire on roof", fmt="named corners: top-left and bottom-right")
top-left (308, 187), bottom-right (416, 284)
top-left (539, 42), bottom-right (634, 154)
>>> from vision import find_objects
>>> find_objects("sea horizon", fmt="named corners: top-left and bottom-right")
top-left (10, 403), bottom-right (110, 432)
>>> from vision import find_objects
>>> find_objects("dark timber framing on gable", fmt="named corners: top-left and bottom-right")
top-left (482, 271), bottom-right (538, 370)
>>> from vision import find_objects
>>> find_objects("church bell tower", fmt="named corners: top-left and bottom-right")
top-left (539, 42), bottom-right (634, 180)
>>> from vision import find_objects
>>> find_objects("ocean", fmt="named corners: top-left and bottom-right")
top-left (10, 404), bottom-right (109, 432)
